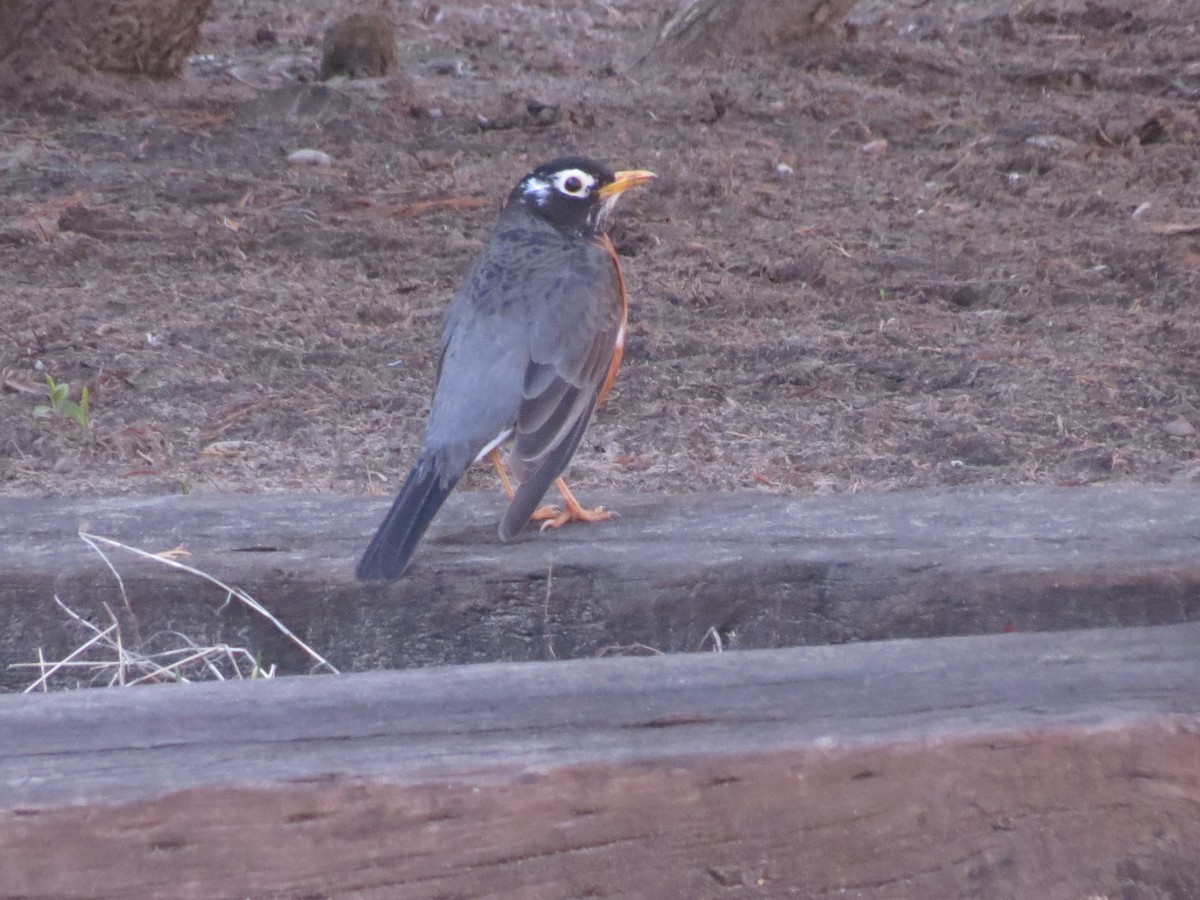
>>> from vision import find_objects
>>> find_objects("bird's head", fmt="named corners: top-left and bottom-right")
top-left (509, 156), bottom-right (655, 237)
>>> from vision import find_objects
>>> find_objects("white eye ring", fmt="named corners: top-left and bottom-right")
top-left (552, 168), bottom-right (595, 197)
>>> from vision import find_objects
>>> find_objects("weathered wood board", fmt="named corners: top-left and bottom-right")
top-left (1, 622), bottom-right (1198, 898)
top-left (2, 487), bottom-right (1199, 689)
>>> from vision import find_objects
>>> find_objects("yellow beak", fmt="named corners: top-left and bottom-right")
top-left (598, 169), bottom-right (657, 199)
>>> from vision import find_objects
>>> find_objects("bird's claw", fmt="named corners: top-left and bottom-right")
top-left (534, 503), bottom-right (617, 532)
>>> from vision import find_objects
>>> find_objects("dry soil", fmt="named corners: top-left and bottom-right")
top-left (2, 0), bottom-right (1199, 506)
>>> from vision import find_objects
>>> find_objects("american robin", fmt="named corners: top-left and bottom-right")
top-left (357, 156), bottom-right (655, 581)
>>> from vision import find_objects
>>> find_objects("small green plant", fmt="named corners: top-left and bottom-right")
top-left (33, 375), bottom-right (90, 429)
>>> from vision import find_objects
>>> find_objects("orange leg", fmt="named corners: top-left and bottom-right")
top-left (488, 449), bottom-right (615, 530)
top-left (488, 449), bottom-right (516, 499)
top-left (537, 477), bottom-right (616, 532)
top-left (489, 449), bottom-right (559, 521)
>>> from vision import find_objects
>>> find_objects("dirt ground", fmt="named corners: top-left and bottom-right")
top-left (2, 0), bottom-right (1199, 506)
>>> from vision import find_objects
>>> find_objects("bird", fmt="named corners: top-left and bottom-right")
top-left (356, 156), bottom-right (655, 582)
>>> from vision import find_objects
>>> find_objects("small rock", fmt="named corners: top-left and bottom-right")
top-left (1025, 134), bottom-right (1078, 153)
top-left (1164, 417), bottom-right (1195, 438)
top-left (423, 58), bottom-right (468, 77)
top-left (288, 148), bottom-right (333, 168)
top-left (52, 453), bottom-right (78, 475)
top-left (768, 253), bottom-right (825, 286)
top-left (861, 138), bottom-right (889, 156)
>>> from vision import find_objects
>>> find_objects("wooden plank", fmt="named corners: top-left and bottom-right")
top-left (1, 622), bottom-right (1199, 898)
top-left (2, 486), bottom-right (1200, 688)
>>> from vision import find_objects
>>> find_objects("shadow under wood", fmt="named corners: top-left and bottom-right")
top-left (1, 485), bottom-right (1198, 690)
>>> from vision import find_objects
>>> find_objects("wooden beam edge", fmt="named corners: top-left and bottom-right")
top-left (2, 620), bottom-right (1198, 802)
top-left (2, 622), bottom-right (1199, 897)
top-left (3, 486), bottom-right (1199, 687)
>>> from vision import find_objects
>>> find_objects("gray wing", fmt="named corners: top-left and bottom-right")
top-left (500, 231), bottom-right (622, 537)
top-left (419, 241), bottom-right (531, 478)
top-left (421, 214), bottom-right (622, 533)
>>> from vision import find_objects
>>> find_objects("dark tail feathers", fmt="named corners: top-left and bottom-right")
top-left (356, 458), bottom-right (459, 582)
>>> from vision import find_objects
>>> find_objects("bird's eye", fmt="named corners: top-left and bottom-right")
top-left (548, 168), bottom-right (594, 199)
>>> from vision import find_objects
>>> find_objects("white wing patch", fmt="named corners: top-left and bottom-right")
top-left (474, 428), bottom-right (514, 462)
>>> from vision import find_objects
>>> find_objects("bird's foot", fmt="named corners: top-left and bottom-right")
top-left (536, 500), bottom-right (616, 532)
top-left (529, 503), bottom-right (562, 524)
